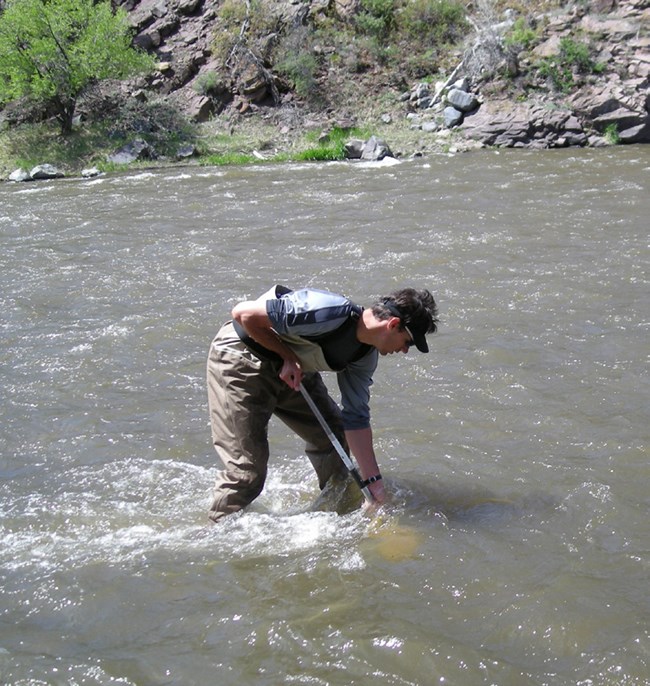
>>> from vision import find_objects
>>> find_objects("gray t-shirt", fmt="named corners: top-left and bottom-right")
top-left (264, 286), bottom-right (378, 430)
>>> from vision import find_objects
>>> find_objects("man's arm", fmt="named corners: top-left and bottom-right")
top-left (345, 426), bottom-right (386, 504)
top-left (231, 301), bottom-right (303, 389)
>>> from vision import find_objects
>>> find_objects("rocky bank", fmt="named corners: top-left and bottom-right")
top-left (2, 0), bottom-right (649, 178)
top-left (112, 0), bottom-right (649, 153)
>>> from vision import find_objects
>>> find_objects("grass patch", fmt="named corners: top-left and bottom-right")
top-left (294, 126), bottom-right (372, 162)
top-left (200, 151), bottom-right (259, 166)
top-left (0, 97), bottom-right (199, 176)
top-left (0, 120), bottom-right (109, 175)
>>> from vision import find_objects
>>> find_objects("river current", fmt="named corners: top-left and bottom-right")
top-left (1, 147), bottom-right (649, 685)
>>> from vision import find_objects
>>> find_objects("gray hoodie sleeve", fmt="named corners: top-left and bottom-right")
top-left (337, 349), bottom-right (378, 430)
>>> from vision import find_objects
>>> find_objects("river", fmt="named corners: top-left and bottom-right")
top-left (1, 147), bottom-right (649, 685)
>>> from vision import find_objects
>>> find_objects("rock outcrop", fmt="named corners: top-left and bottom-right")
top-left (118, 0), bottom-right (647, 149)
top-left (403, 0), bottom-right (649, 148)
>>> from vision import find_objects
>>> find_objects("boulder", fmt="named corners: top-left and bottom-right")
top-left (186, 93), bottom-right (218, 122)
top-left (446, 88), bottom-right (480, 113)
top-left (345, 136), bottom-right (394, 161)
top-left (344, 139), bottom-right (364, 159)
top-left (106, 138), bottom-right (157, 165)
top-left (421, 121), bottom-right (439, 133)
top-left (177, 0), bottom-right (201, 14)
top-left (569, 83), bottom-right (650, 142)
top-left (176, 143), bottom-right (197, 159)
top-left (9, 168), bottom-right (31, 182)
top-left (360, 136), bottom-right (394, 161)
top-left (618, 120), bottom-right (650, 143)
top-left (579, 16), bottom-right (640, 40)
top-left (30, 164), bottom-right (65, 180)
top-left (443, 107), bottom-right (464, 128)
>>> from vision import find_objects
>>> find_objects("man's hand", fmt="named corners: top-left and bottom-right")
top-left (279, 359), bottom-right (303, 390)
top-left (232, 301), bottom-right (302, 388)
top-left (369, 479), bottom-right (386, 503)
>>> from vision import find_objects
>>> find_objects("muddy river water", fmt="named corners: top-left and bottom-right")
top-left (1, 147), bottom-right (649, 685)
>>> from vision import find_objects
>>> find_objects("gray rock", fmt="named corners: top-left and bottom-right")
top-left (345, 136), bottom-right (394, 161)
top-left (569, 83), bottom-right (650, 143)
top-left (446, 88), bottom-right (480, 113)
top-left (176, 143), bottom-right (196, 159)
top-left (30, 164), bottom-right (65, 180)
top-left (344, 139), bottom-right (365, 159)
top-left (107, 138), bottom-right (156, 165)
top-left (443, 106), bottom-right (464, 128)
top-left (618, 121), bottom-right (650, 144)
top-left (360, 135), bottom-right (394, 161)
top-left (81, 167), bottom-right (102, 178)
top-left (177, 0), bottom-right (201, 14)
top-left (9, 168), bottom-right (30, 182)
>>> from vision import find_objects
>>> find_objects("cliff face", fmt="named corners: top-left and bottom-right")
top-left (115, 0), bottom-right (649, 148)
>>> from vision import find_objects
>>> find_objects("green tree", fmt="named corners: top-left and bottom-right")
top-left (0, 0), bottom-right (155, 134)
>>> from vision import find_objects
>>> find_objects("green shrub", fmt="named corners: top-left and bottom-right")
top-left (604, 123), bottom-right (620, 145)
top-left (0, 0), bottom-right (155, 135)
top-left (276, 51), bottom-right (319, 100)
top-left (537, 57), bottom-right (573, 92)
top-left (397, 0), bottom-right (468, 45)
top-left (559, 37), bottom-right (594, 72)
top-left (193, 72), bottom-right (222, 97)
top-left (536, 36), bottom-right (601, 93)
top-left (505, 17), bottom-right (539, 50)
top-left (356, 0), bottom-right (395, 39)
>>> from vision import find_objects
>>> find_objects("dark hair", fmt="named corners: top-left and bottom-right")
top-left (372, 288), bottom-right (439, 335)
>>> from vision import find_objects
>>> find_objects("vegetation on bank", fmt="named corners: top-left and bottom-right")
top-left (0, 0), bottom-right (621, 177)
top-left (0, 114), bottom-right (379, 174)
top-left (0, 0), bottom-right (154, 135)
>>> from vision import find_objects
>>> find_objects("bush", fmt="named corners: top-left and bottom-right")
top-left (103, 97), bottom-right (196, 156)
top-left (397, 0), bottom-right (468, 45)
top-left (505, 17), bottom-right (539, 50)
top-left (276, 51), bottom-right (320, 100)
top-left (355, 0), bottom-right (396, 40)
top-left (559, 36), bottom-right (594, 72)
top-left (193, 71), bottom-right (223, 97)
top-left (0, 0), bottom-right (154, 135)
top-left (604, 123), bottom-right (620, 145)
top-left (536, 36), bottom-right (602, 93)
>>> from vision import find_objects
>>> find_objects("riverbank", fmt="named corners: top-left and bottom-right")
top-left (0, 91), bottom-right (478, 180)
top-left (1, 0), bottom-right (648, 181)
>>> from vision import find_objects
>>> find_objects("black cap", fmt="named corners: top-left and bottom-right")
top-left (407, 324), bottom-right (429, 354)
top-left (383, 301), bottom-right (429, 353)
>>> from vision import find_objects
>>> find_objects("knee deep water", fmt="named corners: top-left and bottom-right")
top-left (1, 148), bottom-right (649, 685)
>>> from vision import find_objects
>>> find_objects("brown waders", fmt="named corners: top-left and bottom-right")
top-left (206, 322), bottom-right (349, 522)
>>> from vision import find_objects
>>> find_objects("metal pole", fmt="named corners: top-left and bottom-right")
top-left (298, 382), bottom-right (374, 504)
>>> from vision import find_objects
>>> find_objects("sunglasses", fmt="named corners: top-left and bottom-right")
top-left (403, 323), bottom-right (415, 349)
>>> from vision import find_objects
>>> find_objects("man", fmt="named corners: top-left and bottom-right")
top-left (206, 285), bottom-right (438, 522)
